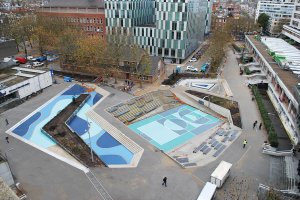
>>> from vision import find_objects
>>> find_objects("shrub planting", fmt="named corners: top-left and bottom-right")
top-left (252, 86), bottom-right (278, 147)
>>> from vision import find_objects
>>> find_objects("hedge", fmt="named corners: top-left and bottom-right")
top-left (252, 86), bottom-right (279, 147)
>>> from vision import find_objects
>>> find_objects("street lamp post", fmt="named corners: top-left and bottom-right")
top-left (86, 120), bottom-right (94, 163)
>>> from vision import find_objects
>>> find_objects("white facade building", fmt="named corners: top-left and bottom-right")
top-left (255, 0), bottom-right (295, 35)
top-left (0, 68), bottom-right (52, 106)
top-left (282, 0), bottom-right (300, 43)
top-left (245, 35), bottom-right (300, 147)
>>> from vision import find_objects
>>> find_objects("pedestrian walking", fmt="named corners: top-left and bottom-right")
top-left (5, 118), bottom-right (9, 125)
top-left (162, 177), bottom-right (167, 187)
top-left (259, 123), bottom-right (262, 130)
top-left (243, 139), bottom-right (247, 148)
top-left (5, 136), bottom-right (9, 143)
top-left (253, 120), bottom-right (257, 129)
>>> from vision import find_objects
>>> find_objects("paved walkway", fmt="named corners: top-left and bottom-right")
top-left (207, 48), bottom-right (271, 198)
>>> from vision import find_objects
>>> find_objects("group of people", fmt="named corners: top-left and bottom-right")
top-left (242, 121), bottom-right (264, 149)
top-left (122, 80), bottom-right (134, 92)
top-left (253, 120), bottom-right (262, 130)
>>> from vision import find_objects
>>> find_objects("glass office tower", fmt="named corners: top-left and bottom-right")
top-left (105, 0), bottom-right (208, 63)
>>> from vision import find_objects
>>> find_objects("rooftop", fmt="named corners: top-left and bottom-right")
top-left (0, 67), bottom-right (48, 89)
top-left (44, 0), bottom-right (104, 9)
top-left (247, 35), bottom-right (299, 95)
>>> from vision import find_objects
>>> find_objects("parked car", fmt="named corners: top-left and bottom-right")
top-left (15, 57), bottom-right (27, 64)
top-left (186, 65), bottom-right (198, 72)
top-left (35, 55), bottom-right (47, 62)
top-left (47, 55), bottom-right (59, 62)
top-left (12, 59), bottom-right (20, 66)
top-left (189, 57), bottom-right (197, 62)
top-left (25, 64), bottom-right (33, 68)
top-left (201, 63), bottom-right (209, 72)
top-left (32, 62), bottom-right (44, 68)
top-left (27, 55), bottom-right (34, 61)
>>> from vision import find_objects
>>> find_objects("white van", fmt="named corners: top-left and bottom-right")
top-left (197, 182), bottom-right (217, 200)
top-left (210, 160), bottom-right (232, 188)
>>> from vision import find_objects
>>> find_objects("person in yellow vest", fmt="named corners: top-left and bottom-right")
top-left (243, 139), bottom-right (247, 148)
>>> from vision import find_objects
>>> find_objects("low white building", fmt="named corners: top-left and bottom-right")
top-left (0, 67), bottom-right (53, 107)
top-left (245, 35), bottom-right (300, 147)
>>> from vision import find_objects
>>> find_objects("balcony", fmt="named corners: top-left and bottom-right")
top-left (268, 85), bottom-right (299, 145)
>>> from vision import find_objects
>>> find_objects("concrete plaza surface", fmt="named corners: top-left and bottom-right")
top-left (0, 49), bottom-right (272, 200)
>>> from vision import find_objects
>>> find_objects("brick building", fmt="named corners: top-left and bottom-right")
top-left (38, 0), bottom-right (105, 37)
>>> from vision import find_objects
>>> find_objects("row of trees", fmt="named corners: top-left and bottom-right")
top-left (207, 14), bottom-right (260, 74)
top-left (3, 14), bottom-right (151, 83)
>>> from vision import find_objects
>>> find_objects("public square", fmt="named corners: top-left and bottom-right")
top-left (0, 49), bottom-right (273, 200)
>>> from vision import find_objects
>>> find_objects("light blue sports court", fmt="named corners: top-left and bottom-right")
top-left (129, 105), bottom-right (222, 152)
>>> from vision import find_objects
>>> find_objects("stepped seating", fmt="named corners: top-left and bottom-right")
top-left (161, 90), bottom-right (173, 97)
top-left (113, 106), bottom-right (130, 117)
top-left (107, 106), bottom-right (117, 113)
top-left (214, 143), bottom-right (222, 150)
top-left (176, 157), bottom-right (189, 163)
top-left (193, 142), bottom-right (206, 153)
top-left (228, 132), bottom-right (238, 141)
top-left (126, 99), bottom-right (136, 105)
top-left (209, 138), bottom-right (216, 144)
top-left (213, 145), bottom-right (226, 157)
top-left (216, 130), bottom-right (224, 136)
top-left (203, 147), bottom-right (211, 155)
top-left (106, 90), bottom-right (176, 123)
top-left (211, 141), bottom-right (219, 147)
top-left (183, 163), bottom-right (197, 167)
top-left (200, 145), bottom-right (209, 152)
top-left (221, 136), bottom-right (229, 143)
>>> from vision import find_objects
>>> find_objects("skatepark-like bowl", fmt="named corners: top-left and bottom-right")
top-left (10, 84), bottom-right (133, 166)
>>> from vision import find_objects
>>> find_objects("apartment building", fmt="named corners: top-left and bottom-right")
top-left (255, 0), bottom-right (295, 36)
top-left (245, 35), bottom-right (300, 147)
top-left (282, 0), bottom-right (300, 44)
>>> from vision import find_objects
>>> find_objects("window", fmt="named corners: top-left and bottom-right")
top-left (172, 22), bottom-right (177, 30)
top-left (171, 49), bottom-right (175, 57)
top-left (158, 48), bottom-right (162, 55)
top-left (178, 4), bottom-right (182, 12)
top-left (177, 32), bottom-right (181, 40)
top-left (100, 18), bottom-right (103, 24)
top-left (292, 20), bottom-right (299, 27)
top-left (164, 49), bottom-right (169, 56)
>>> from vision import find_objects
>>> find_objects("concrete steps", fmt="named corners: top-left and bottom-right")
top-left (284, 156), bottom-right (297, 191)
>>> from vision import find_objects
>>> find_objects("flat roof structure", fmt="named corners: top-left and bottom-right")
top-left (0, 67), bottom-right (49, 89)
top-left (211, 160), bottom-right (232, 180)
top-left (247, 35), bottom-right (299, 95)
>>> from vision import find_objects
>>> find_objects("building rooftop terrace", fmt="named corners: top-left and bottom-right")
top-left (247, 35), bottom-right (299, 95)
